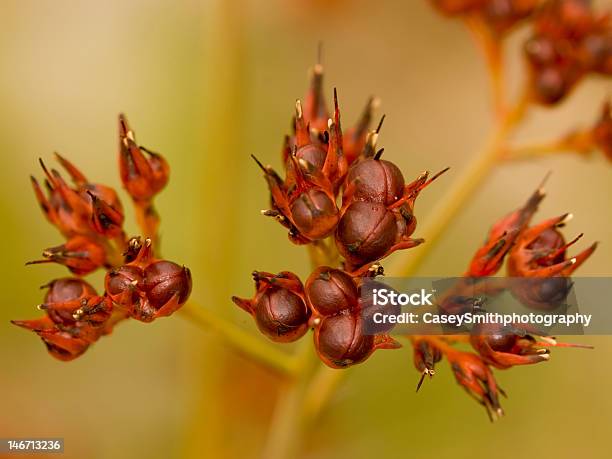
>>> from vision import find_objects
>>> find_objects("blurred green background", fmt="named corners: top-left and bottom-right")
top-left (1, 0), bottom-right (611, 458)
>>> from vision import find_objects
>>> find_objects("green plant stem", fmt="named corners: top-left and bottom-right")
top-left (465, 14), bottom-right (505, 119)
top-left (178, 301), bottom-right (298, 376)
top-left (302, 364), bottom-right (349, 423)
top-left (261, 238), bottom-right (337, 459)
top-left (261, 341), bottom-right (318, 459)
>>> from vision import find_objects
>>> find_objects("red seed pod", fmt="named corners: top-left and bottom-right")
top-left (254, 152), bottom-right (339, 244)
top-left (412, 338), bottom-right (443, 391)
top-left (528, 227), bottom-right (567, 266)
top-left (337, 162), bottom-right (448, 273)
top-left (142, 260), bottom-right (192, 314)
top-left (30, 154), bottom-right (124, 239)
top-left (343, 158), bottom-right (405, 206)
top-left (313, 310), bottom-right (400, 369)
top-left (38, 295), bottom-right (114, 335)
top-left (39, 277), bottom-right (98, 324)
top-left (232, 271), bottom-right (311, 343)
top-left (44, 277), bottom-right (98, 304)
top-left (292, 143), bottom-right (327, 173)
top-left (534, 65), bottom-right (583, 105)
top-left (88, 190), bottom-right (125, 238)
top-left (11, 315), bottom-right (98, 361)
top-left (507, 220), bottom-right (596, 309)
top-left (31, 159), bottom-right (94, 238)
top-left (105, 238), bottom-right (190, 322)
top-left (290, 188), bottom-right (339, 240)
top-left (447, 349), bottom-right (505, 420)
top-left (38, 328), bottom-right (91, 361)
top-left (359, 280), bottom-right (402, 334)
top-left (466, 181), bottom-right (545, 277)
top-left (335, 201), bottom-right (400, 269)
top-left (285, 60), bottom-right (376, 169)
top-left (335, 201), bottom-right (426, 274)
top-left (53, 152), bottom-right (124, 221)
top-left (118, 114), bottom-right (169, 202)
top-left (105, 264), bottom-right (144, 310)
top-left (70, 296), bottom-right (115, 328)
top-left (507, 214), bottom-right (597, 278)
top-left (305, 266), bottom-right (358, 317)
top-left (512, 276), bottom-right (574, 310)
top-left (27, 236), bottom-right (107, 275)
top-left (524, 36), bottom-right (557, 67)
top-left (470, 323), bottom-right (551, 368)
top-left (524, 0), bottom-right (610, 105)
top-left (582, 29), bottom-right (612, 75)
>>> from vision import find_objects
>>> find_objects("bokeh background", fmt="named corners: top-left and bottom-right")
top-left (1, 0), bottom-right (611, 458)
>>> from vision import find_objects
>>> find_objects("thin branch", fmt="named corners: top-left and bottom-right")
top-left (178, 301), bottom-right (299, 376)
top-left (464, 14), bottom-right (506, 119)
top-left (502, 131), bottom-right (594, 162)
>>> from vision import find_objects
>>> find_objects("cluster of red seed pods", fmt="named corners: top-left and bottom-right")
top-left (429, 0), bottom-right (611, 106)
top-left (525, 0), bottom-right (611, 104)
top-left (412, 180), bottom-right (597, 418)
top-left (235, 61), bottom-right (447, 368)
top-left (233, 267), bottom-right (401, 369)
top-left (13, 116), bottom-right (192, 361)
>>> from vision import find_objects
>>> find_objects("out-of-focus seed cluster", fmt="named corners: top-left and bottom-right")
top-left (429, 0), bottom-right (611, 106)
top-left (234, 62), bottom-right (447, 368)
top-left (13, 116), bottom-right (192, 361)
top-left (413, 181), bottom-right (597, 419)
top-left (525, 0), bottom-right (611, 104)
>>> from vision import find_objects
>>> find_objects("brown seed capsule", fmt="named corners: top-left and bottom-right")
top-left (11, 315), bottom-right (99, 361)
top-left (41, 278), bottom-right (98, 325)
top-left (118, 114), bottom-right (170, 201)
top-left (143, 260), bottom-right (192, 310)
top-left (528, 228), bottom-right (567, 266)
top-left (305, 267), bottom-right (358, 317)
top-left (105, 265), bottom-right (144, 309)
top-left (88, 190), bottom-right (124, 238)
top-left (335, 201), bottom-right (398, 269)
top-left (344, 158), bottom-right (405, 206)
top-left (41, 331), bottom-right (90, 362)
top-left (313, 311), bottom-right (375, 368)
top-left (44, 277), bottom-right (97, 304)
top-left (71, 296), bottom-right (114, 328)
top-left (26, 236), bottom-right (107, 275)
top-left (232, 271), bottom-right (311, 343)
top-left (359, 280), bottom-right (401, 334)
top-left (507, 216), bottom-right (597, 310)
top-left (289, 188), bottom-right (339, 240)
top-left (253, 286), bottom-right (311, 342)
top-left (294, 144), bottom-right (327, 172)
top-left (470, 323), bottom-right (551, 369)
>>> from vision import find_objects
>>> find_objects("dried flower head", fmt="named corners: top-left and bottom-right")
top-left (14, 115), bottom-right (191, 360)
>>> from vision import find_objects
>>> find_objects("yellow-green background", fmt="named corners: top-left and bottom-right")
top-left (1, 1), bottom-right (611, 458)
